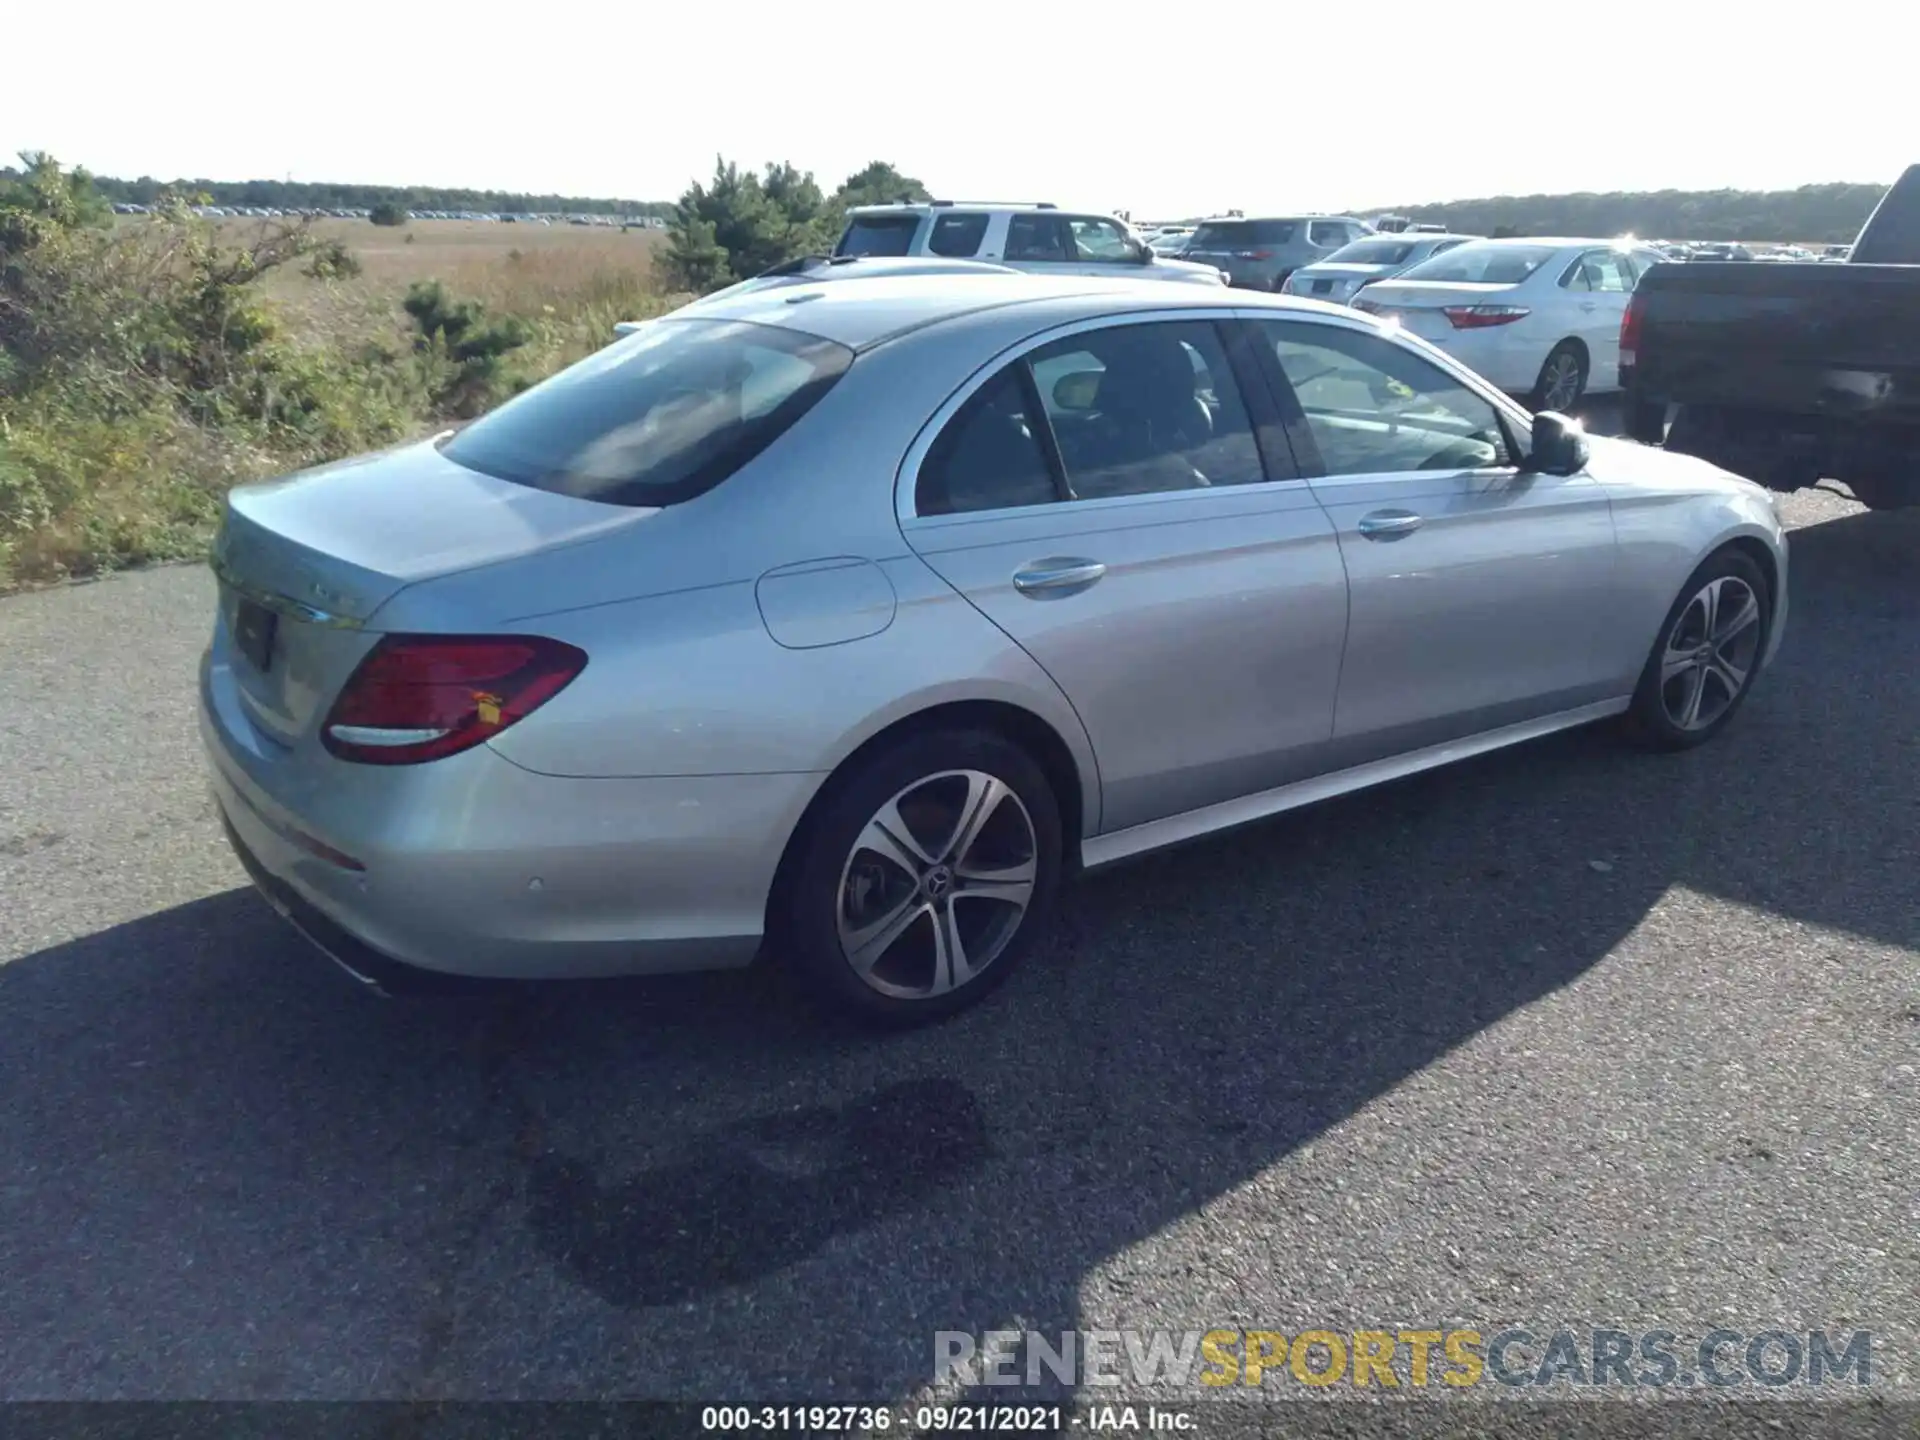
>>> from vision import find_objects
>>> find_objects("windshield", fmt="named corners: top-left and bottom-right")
top-left (1398, 243), bottom-right (1558, 285)
top-left (442, 319), bottom-right (854, 507)
top-left (834, 214), bottom-right (920, 257)
top-left (1321, 238), bottom-right (1416, 267)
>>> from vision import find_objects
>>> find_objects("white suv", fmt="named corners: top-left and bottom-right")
top-left (833, 202), bottom-right (1228, 286)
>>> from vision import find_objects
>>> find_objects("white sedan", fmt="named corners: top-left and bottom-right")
top-left (1353, 237), bottom-right (1668, 411)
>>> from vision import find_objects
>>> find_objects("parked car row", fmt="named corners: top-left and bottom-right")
top-left (109, 202), bottom-right (665, 227)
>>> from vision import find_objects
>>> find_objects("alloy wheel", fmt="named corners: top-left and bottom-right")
top-left (1540, 351), bottom-right (1583, 411)
top-left (1659, 575), bottom-right (1763, 731)
top-left (835, 770), bottom-right (1038, 1000)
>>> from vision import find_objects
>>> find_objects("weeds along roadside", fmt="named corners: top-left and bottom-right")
top-left (0, 158), bottom-right (682, 592)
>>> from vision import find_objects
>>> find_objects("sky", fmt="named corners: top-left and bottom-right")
top-left (6, 0), bottom-right (1909, 217)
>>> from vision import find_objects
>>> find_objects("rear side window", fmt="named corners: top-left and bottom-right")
top-left (928, 213), bottom-right (989, 257)
top-left (441, 319), bottom-right (853, 507)
top-left (1308, 221), bottom-right (1349, 246)
top-left (916, 370), bottom-right (1061, 516)
top-left (836, 213), bottom-right (920, 257)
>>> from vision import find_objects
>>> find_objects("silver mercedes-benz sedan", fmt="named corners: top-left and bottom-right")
top-left (202, 272), bottom-right (1788, 1023)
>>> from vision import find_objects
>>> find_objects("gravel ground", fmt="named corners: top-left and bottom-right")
top-left (1, 452), bottom-right (1915, 1424)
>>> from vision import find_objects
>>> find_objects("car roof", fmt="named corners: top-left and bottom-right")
top-left (648, 272), bottom-right (1356, 352)
top-left (1195, 213), bottom-right (1360, 224)
top-left (845, 201), bottom-right (1065, 215)
top-left (1445, 236), bottom-right (1634, 249)
top-left (1339, 231), bottom-right (1479, 244)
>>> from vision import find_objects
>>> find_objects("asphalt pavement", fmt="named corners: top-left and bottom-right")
top-left (2, 429), bottom-right (1917, 1413)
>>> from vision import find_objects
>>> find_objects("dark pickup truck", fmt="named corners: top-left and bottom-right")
top-left (1621, 164), bottom-right (1920, 509)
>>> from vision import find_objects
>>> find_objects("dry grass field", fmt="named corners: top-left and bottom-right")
top-left (249, 217), bottom-right (672, 352)
top-left (0, 214), bottom-right (686, 590)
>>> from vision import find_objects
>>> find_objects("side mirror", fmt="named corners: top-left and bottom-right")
top-left (1130, 240), bottom-right (1154, 264)
top-left (1526, 411), bottom-right (1590, 475)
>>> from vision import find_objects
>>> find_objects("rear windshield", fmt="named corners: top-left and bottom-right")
top-left (1399, 243), bottom-right (1558, 284)
top-left (441, 319), bottom-right (854, 507)
top-left (835, 214), bottom-right (920, 257)
top-left (1851, 165), bottom-right (1920, 264)
top-left (1322, 238), bottom-right (1416, 266)
top-left (1191, 219), bottom-right (1297, 247)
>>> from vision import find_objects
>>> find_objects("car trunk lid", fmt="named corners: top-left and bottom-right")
top-left (1353, 281), bottom-right (1519, 339)
top-left (212, 438), bottom-right (651, 743)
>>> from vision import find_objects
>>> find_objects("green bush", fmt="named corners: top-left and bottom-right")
top-left (368, 201), bottom-right (409, 227)
top-left (402, 280), bottom-right (533, 418)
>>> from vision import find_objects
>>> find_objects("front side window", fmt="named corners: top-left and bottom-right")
top-left (928, 213), bottom-right (989, 258)
top-left (441, 319), bottom-right (853, 507)
top-left (1068, 216), bottom-right (1135, 260)
top-left (1005, 214), bottom-right (1074, 262)
top-left (1255, 321), bottom-right (1513, 477)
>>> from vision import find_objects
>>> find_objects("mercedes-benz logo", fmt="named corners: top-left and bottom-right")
top-left (923, 865), bottom-right (953, 900)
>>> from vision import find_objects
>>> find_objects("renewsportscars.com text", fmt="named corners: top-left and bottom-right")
top-left (935, 1327), bottom-right (1873, 1389)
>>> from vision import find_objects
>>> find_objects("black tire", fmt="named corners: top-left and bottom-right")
top-left (1624, 393), bottom-right (1668, 445)
top-left (1527, 341), bottom-right (1588, 413)
top-left (1622, 548), bottom-right (1772, 752)
top-left (772, 728), bottom-right (1063, 1026)
top-left (1271, 270), bottom-right (1293, 292)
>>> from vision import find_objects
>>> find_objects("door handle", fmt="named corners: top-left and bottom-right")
top-left (1012, 559), bottom-right (1107, 595)
top-left (1357, 509), bottom-right (1424, 540)
top-left (1579, 301), bottom-right (1598, 312)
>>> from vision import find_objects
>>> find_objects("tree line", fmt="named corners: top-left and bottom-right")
top-left (0, 167), bottom-right (678, 218)
top-left (1358, 182), bottom-right (1889, 244)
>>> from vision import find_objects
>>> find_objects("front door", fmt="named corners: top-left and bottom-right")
top-left (1245, 315), bottom-right (1630, 757)
top-left (899, 315), bottom-right (1350, 835)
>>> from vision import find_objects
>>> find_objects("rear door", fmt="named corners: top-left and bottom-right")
top-left (898, 314), bottom-right (1349, 835)
top-left (1565, 249), bottom-right (1635, 386)
top-left (1242, 314), bottom-right (1634, 755)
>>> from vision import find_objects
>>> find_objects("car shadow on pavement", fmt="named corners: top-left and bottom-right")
top-left (0, 505), bottom-right (1914, 1401)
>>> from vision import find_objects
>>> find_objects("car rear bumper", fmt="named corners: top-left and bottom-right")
top-left (200, 650), bottom-right (822, 981)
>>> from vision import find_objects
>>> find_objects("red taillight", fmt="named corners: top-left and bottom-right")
top-left (322, 635), bottom-right (588, 766)
top-left (1442, 304), bottom-right (1531, 329)
top-left (1620, 291), bottom-right (1646, 364)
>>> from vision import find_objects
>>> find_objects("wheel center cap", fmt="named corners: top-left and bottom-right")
top-left (923, 865), bottom-right (953, 900)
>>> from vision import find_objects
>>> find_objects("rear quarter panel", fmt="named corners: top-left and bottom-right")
top-left (371, 318), bottom-right (1106, 808)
